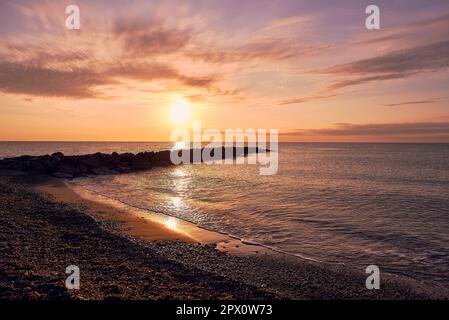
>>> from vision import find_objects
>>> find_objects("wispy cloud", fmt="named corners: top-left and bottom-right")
top-left (0, 60), bottom-right (108, 98)
top-left (186, 38), bottom-right (323, 65)
top-left (353, 12), bottom-right (449, 47)
top-left (0, 57), bottom-right (217, 98)
top-left (321, 40), bottom-right (449, 77)
top-left (385, 99), bottom-right (439, 107)
top-left (284, 122), bottom-right (449, 137)
top-left (0, 3), bottom-right (326, 101)
top-left (277, 8), bottom-right (449, 106)
top-left (0, 5), bottom-right (220, 99)
top-left (320, 39), bottom-right (449, 94)
top-left (280, 39), bottom-right (449, 105)
top-left (279, 93), bottom-right (336, 105)
top-left (112, 19), bottom-right (191, 56)
top-left (104, 62), bottom-right (216, 88)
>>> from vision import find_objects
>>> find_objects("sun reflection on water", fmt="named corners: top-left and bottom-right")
top-left (171, 141), bottom-right (190, 151)
top-left (170, 196), bottom-right (183, 209)
top-left (171, 167), bottom-right (187, 177)
top-left (165, 217), bottom-right (177, 230)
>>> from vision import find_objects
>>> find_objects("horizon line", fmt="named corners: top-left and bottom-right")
top-left (1, 141), bottom-right (449, 144)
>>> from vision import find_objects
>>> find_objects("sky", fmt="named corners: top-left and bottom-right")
top-left (0, 0), bottom-right (448, 142)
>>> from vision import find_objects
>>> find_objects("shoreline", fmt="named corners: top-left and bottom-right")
top-left (36, 177), bottom-right (271, 256)
top-left (0, 174), bottom-right (278, 300)
top-left (39, 178), bottom-right (348, 262)
top-left (1, 174), bottom-right (448, 299)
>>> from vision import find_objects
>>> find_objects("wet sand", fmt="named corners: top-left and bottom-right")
top-left (36, 178), bottom-right (270, 256)
top-left (36, 180), bottom-right (196, 243)
top-left (1, 174), bottom-right (447, 300)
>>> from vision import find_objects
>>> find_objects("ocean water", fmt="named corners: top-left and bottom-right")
top-left (1, 142), bottom-right (449, 287)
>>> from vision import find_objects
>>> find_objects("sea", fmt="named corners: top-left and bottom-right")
top-left (1, 141), bottom-right (448, 288)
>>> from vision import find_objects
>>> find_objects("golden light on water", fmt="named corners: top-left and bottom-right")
top-left (171, 141), bottom-right (190, 151)
top-left (170, 196), bottom-right (183, 209)
top-left (172, 167), bottom-right (188, 177)
top-left (165, 217), bottom-right (178, 230)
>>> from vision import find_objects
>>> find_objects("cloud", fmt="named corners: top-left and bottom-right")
top-left (319, 40), bottom-right (449, 92)
top-left (280, 40), bottom-right (449, 105)
top-left (353, 12), bottom-right (449, 47)
top-left (0, 2), bottom-right (327, 102)
top-left (104, 62), bottom-right (216, 88)
top-left (187, 38), bottom-right (323, 65)
top-left (279, 10), bottom-right (449, 106)
top-left (183, 87), bottom-right (243, 104)
top-left (325, 73), bottom-right (408, 91)
top-left (321, 40), bottom-right (449, 76)
top-left (283, 122), bottom-right (449, 137)
top-left (410, 12), bottom-right (449, 28)
top-left (0, 20), bottom-right (217, 98)
top-left (112, 19), bottom-right (191, 56)
top-left (0, 60), bottom-right (108, 98)
top-left (0, 2), bottom-right (223, 99)
top-left (385, 99), bottom-right (439, 107)
top-left (279, 93), bottom-right (336, 105)
top-left (0, 58), bottom-right (216, 98)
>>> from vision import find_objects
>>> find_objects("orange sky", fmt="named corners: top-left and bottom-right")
top-left (0, 0), bottom-right (448, 142)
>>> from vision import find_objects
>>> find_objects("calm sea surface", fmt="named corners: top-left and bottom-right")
top-left (1, 142), bottom-right (449, 287)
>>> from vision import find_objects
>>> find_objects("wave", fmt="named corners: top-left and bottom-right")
top-left (67, 181), bottom-right (330, 265)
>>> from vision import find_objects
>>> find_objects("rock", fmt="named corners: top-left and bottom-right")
top-left (118, 153), bottom-right (134, 163)
top-left (55, 164), bottom-right (76, 175)
top-left (79, 157), bottom-right (102, 169)
top-left (0, 147), bottom-right (268, 179)
top-left (78, 164), bottom-right (89, 174)
top-left (131, 152), bottom-right (155, 170)
top-left (117, 166), bottom-right (132, 173)
top-left (91, 167), bottom-right (111, 175)
top-left (51, 152), bottom-right (64, 158)
top-left (53, 172), bottom-right (74, 179)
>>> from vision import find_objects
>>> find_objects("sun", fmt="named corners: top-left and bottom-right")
top-left (169, 99), bottom-right (193, 125)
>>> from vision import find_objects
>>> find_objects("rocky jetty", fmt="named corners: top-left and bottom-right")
top-left (0, 147), bottom-right (266, 179)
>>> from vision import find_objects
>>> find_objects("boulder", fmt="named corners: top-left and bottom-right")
top-left (51, 152), bottom-right (64, 159)
top-left (53, 172), bottom-right (74, 179)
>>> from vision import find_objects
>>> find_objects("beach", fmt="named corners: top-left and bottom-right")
top-left (1, 173), bottom-right (446, 300)
top-left (1, 0), bottom-right (449, 307)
